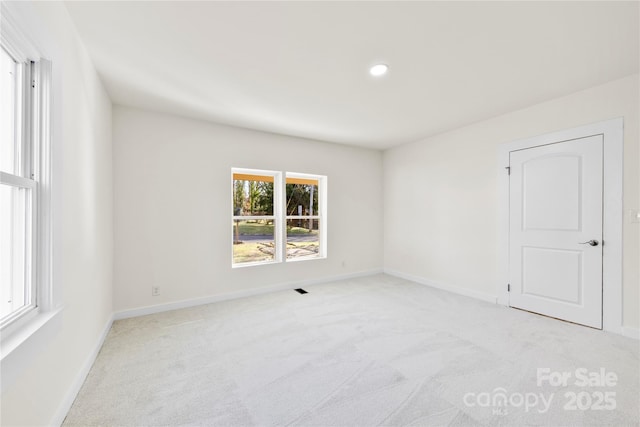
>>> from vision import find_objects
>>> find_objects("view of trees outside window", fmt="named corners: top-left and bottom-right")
top-left (285, 177), bottom-right (319, 259)
top-left (232, 174), bottom-right (276, 264)
top-left (232, 173), bottom-right (322, 265)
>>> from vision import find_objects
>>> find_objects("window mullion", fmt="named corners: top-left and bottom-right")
top-left (276, 171), bottom-right (284, 263)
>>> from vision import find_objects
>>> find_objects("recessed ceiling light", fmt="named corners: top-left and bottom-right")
top-left (369, 64), bottom-right (388, 77)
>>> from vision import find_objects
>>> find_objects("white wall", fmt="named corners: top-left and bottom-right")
top-left (0, 2), bottom-right (113, 426)
top-left (384, 74), bottom-right (639, 331)
top-left (113, 106), bottom-right (383, 313)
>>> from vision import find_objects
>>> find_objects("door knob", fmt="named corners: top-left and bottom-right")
top-left (579, 240), bottom-right (599, 246)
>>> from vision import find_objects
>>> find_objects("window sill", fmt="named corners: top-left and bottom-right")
top-left (0, 306), bottom-right (63, 361)
top-left (286, 255), bottom-right (326, 263)
top-left (232, 259), bottom-right (280, 269)
top-left (232, 254), bottom-right (327, 268)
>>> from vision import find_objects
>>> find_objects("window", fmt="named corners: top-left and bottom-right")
top-left (285, 173), bottom-right (322, 260)
top-left (0, 27), bottom-right (51, 333)
top-left (232, 170), bottom-right (282, 266)
top-left (231, 169), bottom-right (326, 267)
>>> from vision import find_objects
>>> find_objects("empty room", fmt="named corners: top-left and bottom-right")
top-left (1, 1), bottom-right (639, 426)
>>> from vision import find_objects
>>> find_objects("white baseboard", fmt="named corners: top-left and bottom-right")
top-left (384, 268), bottom-right (498, 304)
top-left (114, 269), bottom-right (383, 320)
top-left (620, 326), bottom-right (640, 340)
top-left (384, 269), bottom-right (640, 341)
top-left (52, 313), bottom-right (114, 427)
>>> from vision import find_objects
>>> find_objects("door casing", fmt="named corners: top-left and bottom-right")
top-left (497, 118), bottom-right (623, 334)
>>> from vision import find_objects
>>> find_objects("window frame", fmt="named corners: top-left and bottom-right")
top-left (285, 172), bottom-right (327, 262)
top-left (231, 168), bottom-right (283, 268)
top-left (230, 169), bottom-right (327, 267)
top-left (0, 9), bottom-right (53, 341)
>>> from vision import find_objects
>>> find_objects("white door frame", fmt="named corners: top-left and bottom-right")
top-left (497, 118), bottom-right (623, 333)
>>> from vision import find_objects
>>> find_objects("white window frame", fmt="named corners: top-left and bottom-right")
top-left (285, 172), bottom-right (327, 262)
top-left (231, 169), bottom-right (327, 267)
top-left (0, 7), bottom-right (53, 353)
top-left (231, 168), bottom-right (283, 268)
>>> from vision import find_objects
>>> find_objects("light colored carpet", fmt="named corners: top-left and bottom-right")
top-left (63, 274), bottom-right (639, 426)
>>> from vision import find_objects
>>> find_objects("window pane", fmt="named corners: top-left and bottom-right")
top-left (286, 218), bottom-right (319, 259)
top-left (0, 47), bottom-right (18, 175)
top-left (0, 184), bottom-right (31, 321)
top-left (233, 175), bottom-right (274, 216)
top-left (285, 181), bottom-right (318, 216)
top-left (232, 219), bottom-right (275, 264)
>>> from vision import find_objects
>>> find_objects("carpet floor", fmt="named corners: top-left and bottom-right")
top-left (63, 274), bottom-right (639, 426)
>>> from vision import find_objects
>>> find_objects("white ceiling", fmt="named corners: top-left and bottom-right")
top-left (64, 1), bottom-right (639, 150)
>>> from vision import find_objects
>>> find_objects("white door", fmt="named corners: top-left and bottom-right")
top-left (509, 135), bottom-right (603, 329)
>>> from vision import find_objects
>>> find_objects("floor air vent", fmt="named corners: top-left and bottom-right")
top-left (294, 288), bottom-right (308, 294)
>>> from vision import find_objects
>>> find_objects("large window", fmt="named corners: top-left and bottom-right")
top-left (0, 28), bottom-right (51, 332)
top-left (232, 170), bottom-right (281, 266)
top-left (232, 169), bottom-right (326, 267)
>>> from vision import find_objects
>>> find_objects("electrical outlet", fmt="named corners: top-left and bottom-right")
top-left (152, 286), bottom-right (160, 296)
